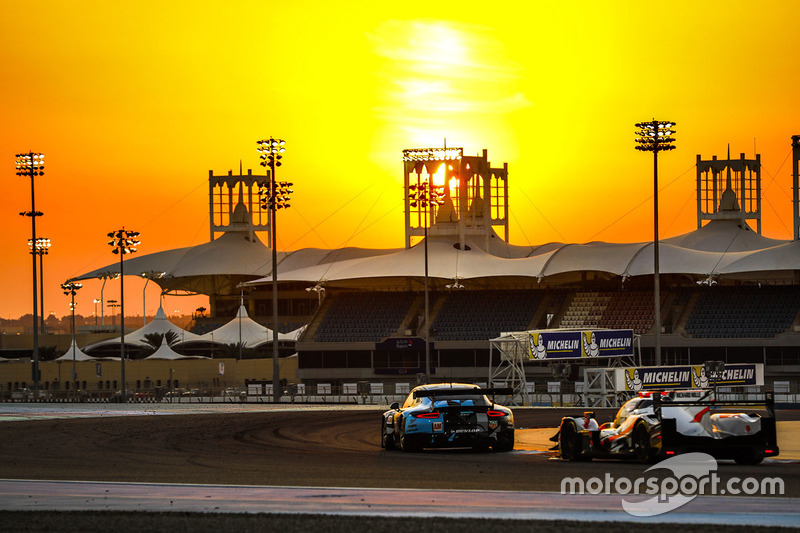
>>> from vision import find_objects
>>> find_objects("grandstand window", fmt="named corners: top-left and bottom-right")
top-left (346, 351), bottom-right (371, 368)
top-left (439, 350), bottom-right (474, 367)
top-left (323, 352), bottom-right (346, 368)
top-left (726, 346), bottom-right (765, 364)
top-left (299, 351), bottom-right (323, 369)
top-left (766, 346), bottom-right (800, 366)
top-left (373, 351), bottom-right (423, 368)
top-left (476, 351), bottom-right (491, 367)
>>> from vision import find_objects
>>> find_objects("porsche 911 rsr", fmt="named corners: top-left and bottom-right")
top-left (557, 389), bottom-right (779, 464)
top-left (381, 383), bottom-right (514, 452)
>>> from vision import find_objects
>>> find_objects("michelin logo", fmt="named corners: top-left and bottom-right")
top-left (626, 369), bottom-right (643, 391)
top-left (582, 331), bottom-right (599, 357)
top-left (529, 333), bottom-right (547, 360)
top-left (692, 366), bottom-right (709, 388)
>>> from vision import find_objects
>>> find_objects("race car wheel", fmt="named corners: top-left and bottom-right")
top-left (399, 420), bottom-right (422, 453)
top-left (381, 420), bottom-right (396, 450)
top-left (559, 420), bottom-right (588, 461)
top-left (493, 431), bottom-right (515, 453)
top-left (734, 450), bottom-right (764, 465)
top-left (633, 423), bottom-right (657, 464)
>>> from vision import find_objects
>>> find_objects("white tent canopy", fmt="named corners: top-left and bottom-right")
top-left (84, 307), bottom-right (201, 350)
top-left (193, 305), bottom-right (293, 347)
top-left (55, 339), bottom-right (98, 362)
top-left (144, 338), bottom-right (208, 360)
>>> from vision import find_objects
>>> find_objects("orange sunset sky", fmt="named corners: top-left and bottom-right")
top-left (2, 1), bottom-right (800, 321)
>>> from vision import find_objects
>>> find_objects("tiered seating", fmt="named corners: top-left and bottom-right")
top-left (432, 290), bottom-right (541, 341)
top-left (560, 292), bottom-right (611, 329)
top-left (685, 286), bottom-right (800, 338)
top-left (597, 292), bottom-right (660, 334)
top-left (560, 291), bottom-right (660, 334)
top-left (313, 292), bottom-right (415, 342)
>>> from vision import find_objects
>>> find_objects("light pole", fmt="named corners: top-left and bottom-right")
top-left (258, 137), bottom-right (291, 403)
top-left (28, 238), bottom-right (50, 333)
top-left (98, 272), bottom-right (119, 327)
top-left (93, 299), bottom-right (101, 326)
top-left (635, 119), bottom-right (676, 367)
top-left (140, 271), bottom-right (165, 326)
top-left (107, 229), bottom-right (140, 403)
top-left (106, 300), bottom-right (120, 326)
top-left (16, 151), bottom-right (44, 396)
top-left (407, 179), bottom-right (445, 383)
top-left (61, 281), bottom-right (82, 393)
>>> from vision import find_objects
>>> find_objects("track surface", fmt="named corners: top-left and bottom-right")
top-left (1, 408), bottom-right (798, 496)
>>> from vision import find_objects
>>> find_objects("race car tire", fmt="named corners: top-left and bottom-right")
top-left (399, 420), bottom-right (422, 453)
top-left (734, 450), bottom-right (764, 465)
top-left (493, 431), bottom-right (515, 452)
top-left (559, 419), bottom-right (589, 461)
top-left (633, 422), bottom-right (658, 464)
top-left (381, 420), bottom-right (396, 450)
top-left (400, 432), bottom-right (422, 453)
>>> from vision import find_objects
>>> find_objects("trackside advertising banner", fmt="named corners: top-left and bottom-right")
top-left (527, 329), bottom-right (634, 360)
top-left (615, 363), bottom-right (764, 392)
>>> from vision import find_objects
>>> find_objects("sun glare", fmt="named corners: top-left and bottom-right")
top-left (432, 163), bottom-right (446, 187)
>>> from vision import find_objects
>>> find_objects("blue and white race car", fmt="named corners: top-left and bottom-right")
top-left (381, 383), bottom-right (515, 452)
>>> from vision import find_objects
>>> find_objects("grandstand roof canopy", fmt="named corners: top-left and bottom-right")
top-left (73, 190), bottom-right (798, 294)
top-left (244, 220), bottom-right (795, 288)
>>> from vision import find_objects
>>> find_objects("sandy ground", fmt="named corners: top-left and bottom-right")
top-left (516, 421), bottom-right (800, 460)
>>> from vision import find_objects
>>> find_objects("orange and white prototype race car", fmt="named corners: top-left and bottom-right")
top-left (557, 389), bottom-right (779, 464)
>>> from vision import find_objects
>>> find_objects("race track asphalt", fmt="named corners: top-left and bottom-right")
top-left (1, 407), bottom-right (797, 496)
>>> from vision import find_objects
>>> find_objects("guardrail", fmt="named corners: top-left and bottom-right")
top-left (3, 390), bottom-right (799, 407)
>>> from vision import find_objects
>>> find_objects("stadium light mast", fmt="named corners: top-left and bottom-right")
top-left (635, 119), bottom-right (676, 367)
top-left (107, 229), bottom-right (140, 403)
top-left (28, 237), bottom-right (51, 332)
top-left (140, 271), bottom-right (166, 327)
top-left (403, 149), bottom-right (449, 383)
top-left (97, 271), bottom-right (120, 327)
top-left (16, 151), bottom-right (44, 397)
top-left (61, 281), bottom-right (82, 392)
top-left (93, 299), bottom-right (101, 325)
top-left (258, 137), bottom-right (291, 402)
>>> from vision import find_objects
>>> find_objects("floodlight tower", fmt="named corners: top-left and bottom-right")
top-left (635, 120), bottom-right (676, 367)
top-left (405, 171), bottom-right (446, 383)
top-left (107, 229), bottom-right (140, 403)
top-left (16, 151), bottom-right (44, 396)
top-left (61, 281), bottom-right (82, 391)
top-left (28, 237), bottom-right (51, 332)
top-left (792, 135), bottom-right (800, 241)
top-left (257, 137), bottom-right (291, 402)
top-left (140, 271), bottom-right (166, 326)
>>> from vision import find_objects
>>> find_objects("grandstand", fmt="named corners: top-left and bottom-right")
top-left (35, 141), bottom-right (800, 400)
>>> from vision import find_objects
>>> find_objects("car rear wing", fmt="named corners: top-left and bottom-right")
top-left (413, 388), bottom-right (514, 399)
top-left (653, 390), bottom-right (776, 420)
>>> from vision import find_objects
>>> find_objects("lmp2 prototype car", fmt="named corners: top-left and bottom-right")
top-left (557, 389), bottom-right (779, 464)
top-left (381, 383), bottom-right (515, 453)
